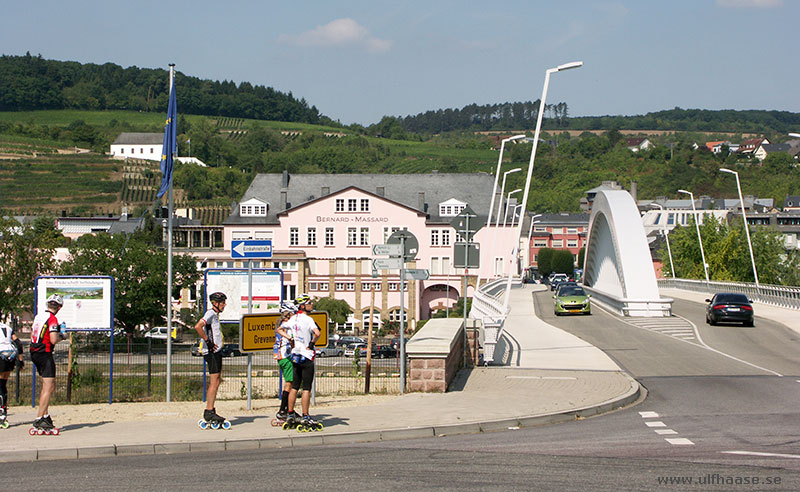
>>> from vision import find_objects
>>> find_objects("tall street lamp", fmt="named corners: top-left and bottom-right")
top-left (652, 203), bottom-right (675, 278)
top-left (503, 60), bottom-right (583, 311)
top-left (720, 168), bottom-right (759, 288)
top-left (497, 168), bottom-right (522, 223)
top-left (678, 189), bottom-right (710, 285)
top-left (480, 135), bottom-right (526, 285)
top-left (526, 213), bottom-right (543, 270)
top-left (503, 189), bottom-right (522, 225)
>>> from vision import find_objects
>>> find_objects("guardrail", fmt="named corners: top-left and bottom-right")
top-left (658, 278), bottom-right (800, 310)
top-left (470, 278), bottom-right (512, 364)
top-left (583, 286), bottom-right (674, 317)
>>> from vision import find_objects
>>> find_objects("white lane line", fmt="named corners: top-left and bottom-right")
top-left (666, 438), bottom-right (694, 445)
top-left (722, 450), bottom-right (800, 459)
top-left (505, 376), bottom-right (577, 380)
top-left (645, 421), bottom-right (667, 427)
top-left (655, 429), bottom-right (678, 435)
top-left (639, 411), bottom-right (659, 418)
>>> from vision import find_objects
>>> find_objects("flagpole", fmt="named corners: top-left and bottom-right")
top-left (166, 63), bottom-right (175, 402)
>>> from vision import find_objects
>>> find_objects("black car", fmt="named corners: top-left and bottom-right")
top-left (705, 293), bottom-right (754, 327)
top-left (372, 344), bottom-right (398, 359)
top-left (220, 343), bottom-right (244, 357)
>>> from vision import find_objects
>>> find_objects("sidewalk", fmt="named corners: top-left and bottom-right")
top-left (1, 284), bottom-right (640, 463)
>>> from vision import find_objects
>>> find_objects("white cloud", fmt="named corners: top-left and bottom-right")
top-left (716, 0), bottom-right (783, 7)
top-left (278, 18), bottom-right (392, 53)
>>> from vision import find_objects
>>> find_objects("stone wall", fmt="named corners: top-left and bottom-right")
top-left (406, 318), bottom-right (468, 393)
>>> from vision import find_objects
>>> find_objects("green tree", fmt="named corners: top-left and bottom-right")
top-left (313, 296), bottom-right (353, 333)
top-left (0, 217), bottom-right (59, 319)
top-left (552, 249), bottom-right (575, 275)
top-left (537, 248), bottom-right (555, 278)
top-left (60, 232), bottom-right (201, 333)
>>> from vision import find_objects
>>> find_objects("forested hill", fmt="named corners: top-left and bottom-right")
top-left (0, 53), bottom-right (322, 124)
top-left (398, 103), bottom-right (800, 135)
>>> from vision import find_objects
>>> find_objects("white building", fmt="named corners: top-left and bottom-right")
top-left (110, 133), bottom-right (164, 160)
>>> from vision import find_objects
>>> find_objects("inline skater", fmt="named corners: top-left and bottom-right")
top-left (285, 294), bottom-right (322, 431)
top-left (29, 294), bottom-right (66, 435)
top-left (0, 321), bottom-right (24, 429)
top-left (194, 291), bottom-right (230, 430)
top-left (272, 301), bottom-right (298, 426)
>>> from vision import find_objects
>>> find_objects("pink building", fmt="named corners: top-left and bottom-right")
top-left (222, 172), bottom-right (520, 333)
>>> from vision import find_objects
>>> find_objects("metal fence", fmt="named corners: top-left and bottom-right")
top-left (658, 278), bottom-right (800, 310)
top-left (6, 334), bottom-right (404, 407)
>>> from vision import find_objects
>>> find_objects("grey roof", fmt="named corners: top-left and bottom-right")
top-left (113, 133), bottom-right (163, 145)
top-left (225, 172), bottom-right (498, 225)
top-left (107, 217), bottom-right (145, 234)
top-left (533, 212), bottom-right (590, 225)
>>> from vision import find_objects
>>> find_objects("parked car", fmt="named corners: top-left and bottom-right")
top-left (549, 274), bottom-right (569, 291)
top-left (389, 337), bottom-right (409, 350)
top-left (705, 293), bottom-right (754, 326)
top-left (335, 336), bottom-right (366, 347)
top-left (371, 344), bottom-right (398, 359)
top-left (190, 341), bottom-right (243, 357)
top-left (315, 343), bottom-right (344, 357)
top-left (553, 285), bottom-right (591, 316)
top-left (144, 326), bottom-right (179, 340)
top-left (344, 343), bottom-right (367, 357)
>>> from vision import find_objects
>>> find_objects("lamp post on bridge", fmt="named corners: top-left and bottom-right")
top-left (719, 168), bottom-right (759, 288)
top-left (678, 189), bottom-right (710, 287)
top-left (652, 203), bottom-right (675, 278)
top-left (526, 213), bottom-right (543, 272)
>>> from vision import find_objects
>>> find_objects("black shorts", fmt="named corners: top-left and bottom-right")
top-left (204, 351), bottom-right (223, 375)
top-left (293, 357), bottom-right (315, 391)
top-left (0, 358), bottom-right (15, 373)
top-left (31, 352), bottom-right (56, 378)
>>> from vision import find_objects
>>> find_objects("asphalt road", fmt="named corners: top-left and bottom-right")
top-left (5, 292), bottom-right (799, 491)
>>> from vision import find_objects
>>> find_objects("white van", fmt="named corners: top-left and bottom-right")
top-left (144, 326), bottom-right (179, 340)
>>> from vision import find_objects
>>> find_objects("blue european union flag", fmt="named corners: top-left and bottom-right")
top-left (156, 76), bottom-right (177, 199)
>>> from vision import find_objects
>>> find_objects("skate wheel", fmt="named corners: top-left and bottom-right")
top-left (222, 421), bottom-right (231, 430)
top-left (51, 428), bottom-right (60, 435)
top-left (316, 424), bottom-right (324, 431)
top-left (29, 427), bottom-right (37, 435)
top-left (199, 420), bottom-right (209, 430)
top-left (271, 419), bottom-right (280, 427)
top-left (211, 421), bottom-right (220, 430)
top-left (37, 428), bottom-right (45, 435)
top-left (1, 421), bottom-right (8, 429)
top-left (282, 422), bottom-right (290, 430)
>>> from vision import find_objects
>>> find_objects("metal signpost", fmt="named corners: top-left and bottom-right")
top-left (231, 239), bottom-right (272, 410)
top-left (451, 206), bottom-right (484, 368)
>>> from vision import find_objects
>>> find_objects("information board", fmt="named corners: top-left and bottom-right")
top-left (204, 269), bottom-right (283, 323)
top-left (239, 311), bottom-right (329, 353)
top-left (35, 276), bottom-right (114, 330)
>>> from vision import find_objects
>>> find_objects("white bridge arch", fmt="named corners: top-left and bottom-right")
top-left (582, 190), bottom-right (672, 317)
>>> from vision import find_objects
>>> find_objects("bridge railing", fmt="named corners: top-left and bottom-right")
top-left (658, 278), bottom-right (800, 310)
top-left (469, 278), bottom-right (511, 364)
top-left (583, 285), bottom-right (674, 317)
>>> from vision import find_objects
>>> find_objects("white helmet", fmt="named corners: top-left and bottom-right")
top-left (47, 294), bottom-right (64, 306)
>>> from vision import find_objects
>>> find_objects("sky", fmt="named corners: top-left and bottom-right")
top-left (1, 0), bottom-right (797, 126)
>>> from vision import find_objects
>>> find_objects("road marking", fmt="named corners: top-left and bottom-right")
top-left (722, 450), bottom-right (800, 459)
top-left (639, 411), bottom-right (659, 418)
top-left (645, 421), bottom-right (667, 427)
top-left (655, 429), bottom-right (678, 435)
top-left (665, 438), bottom-right (694, 445)
top-left (505, 376), bottom-right (577, 380)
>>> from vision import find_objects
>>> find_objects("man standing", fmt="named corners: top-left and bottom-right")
top-left (286, 294), bottom-right (322, 431)
top-left (194, 291), bottom-right (230, 429)
top-left (0, 320), bottom-right (24, 428)
top-left (29, 294), bottom-right (66, 434)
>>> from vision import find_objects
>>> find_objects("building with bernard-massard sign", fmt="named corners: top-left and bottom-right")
top-left (222, 171), bottom-right (523, 333)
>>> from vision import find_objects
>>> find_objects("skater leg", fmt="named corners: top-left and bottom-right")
top-left (205, 373), bottom-right (221, 411)
top-left (37, 377), bottom-right (55, 419)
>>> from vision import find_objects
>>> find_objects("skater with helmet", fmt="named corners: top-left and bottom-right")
top-left (194, 291), bottom-right (230, 429)
top-left (29, 294), bottom-right (66, 435)
top-left (272, 300), bottom-right (298, 426)
top-left (285, 294), bottom-right (323, 431)
top-left (0, 320), bottom-right (24, 429)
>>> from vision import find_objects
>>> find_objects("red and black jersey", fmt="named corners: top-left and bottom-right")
top-left (30, 311), bottom-right (59, 353)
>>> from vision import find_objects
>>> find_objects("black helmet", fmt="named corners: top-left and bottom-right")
top-left (209, 292), bottom-right (227, 303)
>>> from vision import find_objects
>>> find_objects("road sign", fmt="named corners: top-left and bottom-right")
top-left (372, 243), bottom-right (402, 256)
top-left (239, 311), bottom-right (329, 352)
top-left (404, 269), bottom-right (430, 280)
top-left (387, 230), bottom-right (419, 261)
top-left (373, 257), bottom-right (402, 270)
top-left (450, 205), bottom-right (486, 242)
top-left (231, 240), bottom-right (273, 259)
top-left (454, 242), bottom-right (481, 268)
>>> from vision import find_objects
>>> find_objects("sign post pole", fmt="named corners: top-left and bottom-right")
top-left (247, 259), bottom-right (253, 410)
top-left (399, 235), bottom-right (406, 394)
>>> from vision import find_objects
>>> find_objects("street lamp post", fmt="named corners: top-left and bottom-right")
top-left (503, 61), bottom-right (583, 311)
top-left (652, 204), bottom-right (675, 278)
top-left (503, 189), bottom-right (522, 225)
top-left (720, 168), bottom-right (759, 288)
top-left (480, 135), bottom-right (526, 285)
top-left (508, 204), bottom-right (523, 276)
top-left (497, 169), bottom-right (522, 223)
top-left (526, 213), bottom-right (543, 270)
top-left (678, 189), bottom-right (710, 286)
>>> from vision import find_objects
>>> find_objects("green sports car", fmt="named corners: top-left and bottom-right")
top-left (553, 285), bottom-right (591, 315)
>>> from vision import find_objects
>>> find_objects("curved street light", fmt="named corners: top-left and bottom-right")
top-left (497, 168), bottom-right (522, 223)
top-left (719, 168), bottom-right (759, 288)
top-left (652, 204), bottom-right (675, 278)
top-left (526, 213), bottom-right (543, 270)
top-left (678, 189), bottom-right (710, 285)
top-left (503, 189), bottom-right (523, 225)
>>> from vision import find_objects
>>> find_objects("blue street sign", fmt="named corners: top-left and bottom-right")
top-left (231, 240), bottom-right (273, 258)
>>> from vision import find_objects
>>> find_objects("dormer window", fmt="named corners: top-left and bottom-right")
top-left (240, 198), bottom-right (268, 217)
top-left (439, 198), bottom-right (467, 217)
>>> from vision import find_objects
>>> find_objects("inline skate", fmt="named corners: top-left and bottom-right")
top-left (198, 408), bottom-right (231, 430)
top-left (295, 415), bottom-right (323, 433)
top-left (29, 415), bottom-right (60, 436)
top-left (272, 410), bottom-right (299, 427)
top-left (0, 407), bottom-right (7, 429)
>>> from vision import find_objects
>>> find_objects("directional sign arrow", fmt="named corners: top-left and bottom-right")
top-left (373, 257), bottom-right (403, 270)
top-left (404, 269), bottom-right (430, 280)
top-left (231, 240), bottom-right (273, 258)
top-left (372, 243), bottom-right (403, 256)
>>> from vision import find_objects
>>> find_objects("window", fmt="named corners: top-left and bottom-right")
top-left (667, 213), bottom-right (675, 225)
top-left (289, 227), bottom-right (299, 246)
top-left (534, 239), bottom-right (548, 247)
top-left (309, 282), bottom-right (318, 291)
top-left (567, 240), bottom-right (578, 248)
top-left (494, 257), bottom-right (504, 276)
top-left (273, 261), bottom-right (297, 271)
top-left (346, 283), bottom-right (355, 291)
top-left (360, 198), bottom-right (370, 212)
top-left (232, 230), bottom-right (252, 241)
top-left (441, 256), bottom-right (451, 275)
top-left (348, 227), bottom-right (357, 246)
top-left (254, 231), bottom-right (272, 240)
top-left (336, 199), bottom-right (345, 212)
top-left (534, 226), bottom-right (546, 232)
top-left (552, 240), bottom-right (563, 248)
top-left (307, 227), bottom-right (317, 246)
top-left (360, 227), bottom-right (369, 246)
top-left (317, 282), bottom-right (329, 291)
top-left (430, 230), bottom-right (440, 246)
top-left (567, 227), bottom-right (578, 234)
top-left (250, 261), bottom-right (261, 268)
top-left (442, 230), bottom-right (451, 246)
top-left (348, 198), bottom-right (357, 212)
top-left (325, 227), bottom-right (334, 246)
top-left (361, 282), bottom-right (371, 291)
top-left (389, 309), bottom-right (407, 323)
top-left (383, 226), bottom-right (402, 242)
top-left (335, 282), bottom-right (347, 291)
